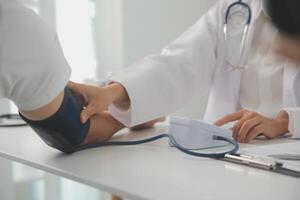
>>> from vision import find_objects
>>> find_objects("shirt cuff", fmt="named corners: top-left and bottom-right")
top-left (108, 74), bottom-right (135, 127)
top-left (108, 103), bottom-right (132, 127)
top-left (283, 107), bottom-right (300, 139)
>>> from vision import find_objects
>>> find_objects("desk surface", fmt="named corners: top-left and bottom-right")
top-left (0, 124), bottom-right (300, 200)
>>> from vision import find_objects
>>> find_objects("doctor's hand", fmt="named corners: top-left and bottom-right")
top-left (67, 81), bottom-right (130, 124)
top-left (214, 110), bottom-right (289, 143)
top-left (68, 81), bottom-right (165, 130)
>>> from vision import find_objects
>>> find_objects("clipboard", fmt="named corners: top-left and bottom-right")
top-left (221, 153), bottom-right (300, 178)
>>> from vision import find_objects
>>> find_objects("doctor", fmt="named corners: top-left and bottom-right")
top-left (69, 0), bottom-right (300, 143)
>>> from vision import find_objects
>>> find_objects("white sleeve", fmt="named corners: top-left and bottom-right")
top-left (0, 1), bottom-right (71, 111)
top-left (109, 2), bottom-right (220, 127)
top-left (284, 108), bottom-right (300, 139)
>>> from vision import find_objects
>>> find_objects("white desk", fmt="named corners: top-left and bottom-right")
top-left (0, 124), bottom-right (299, 200)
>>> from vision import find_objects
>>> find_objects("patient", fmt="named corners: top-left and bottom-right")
top-left (0, 1), bottom-right (161, 150)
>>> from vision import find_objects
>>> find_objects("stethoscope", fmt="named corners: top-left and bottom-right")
top-left (0, 114), bottom-right (28, 127)
top-left (224, 0), bottom-right (252, 70)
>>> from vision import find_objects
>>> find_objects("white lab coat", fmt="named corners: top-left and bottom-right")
top-left (110, 0), bottom-right (300, 138)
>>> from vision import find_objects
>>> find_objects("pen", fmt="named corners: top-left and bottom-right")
top-left (222, 153), bottom-right (283, 170)
top-left (269, 154), bottom-right (300, 161)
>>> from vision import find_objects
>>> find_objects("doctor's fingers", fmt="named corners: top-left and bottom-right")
top-left (80, 102), bottom-right (100, 124)
top-left (232, 112), bottom-right (260, 139)
top-left (236, 117), bottom-right (262, 143)
top-left (232, 117), bottom-right (249, 140)
top-left (244, 125), bottom-right (264, 143)
top-left (214, 110), bottom-right (245, 127)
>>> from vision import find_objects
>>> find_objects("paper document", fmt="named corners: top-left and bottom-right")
top-left (240, 140), bottom-right (300, 173)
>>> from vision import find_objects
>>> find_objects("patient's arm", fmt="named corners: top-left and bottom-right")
top-left (21, 91), bottom-right (65, 121)
top-left (81, 111), bottom-right (124, 144)
top-left (21, 90), bottom-right (125, 145)
top-left (20, 87), bottom-right (163, 146)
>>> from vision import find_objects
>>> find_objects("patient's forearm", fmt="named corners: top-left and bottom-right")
top-left (82, 112), bottom-right (125, 144)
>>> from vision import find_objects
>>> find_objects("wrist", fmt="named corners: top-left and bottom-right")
top-left (275, 110), bottom-right (289, 133)
top-left (105, 82), bottom-right (130, 105)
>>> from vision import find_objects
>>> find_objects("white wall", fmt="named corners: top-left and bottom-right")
top-left (122, 0), bottom-right (217, 66)
top-left (94, 0), bottom-right (125, 80)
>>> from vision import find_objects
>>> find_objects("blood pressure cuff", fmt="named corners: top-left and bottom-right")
top-left (20, 88), bottom-right (90, 153)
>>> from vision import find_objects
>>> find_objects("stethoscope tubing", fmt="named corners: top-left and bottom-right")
top-left (224, 0), bottom-right (252, 70)
top-left (225, 0), bottom-right (252, 25)
top-left (77, 133), bottom-right (239, 159)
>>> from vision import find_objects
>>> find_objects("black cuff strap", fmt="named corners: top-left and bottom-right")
top-left (20, 88), bottom-right (90, 153)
